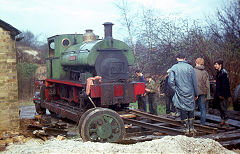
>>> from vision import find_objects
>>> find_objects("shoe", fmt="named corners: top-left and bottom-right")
top-left (182, 119), bottom-right (190, 135)
top-left (170, 112), bottom-right (176, 116)
top-left (175, 112), bottom-right (180, 117)
top-left (188, 118), bottom-right (197, 136)
top-left (224, 123), bottom-right (229, 128)
top-left (219, 121), bottom-right (225, 127)
top-left (166, 112), bottom-right (171, 117)
top-left (224, 120), bottom-right (229, 128)
top-left (189, 118), bottom-right (197, 132)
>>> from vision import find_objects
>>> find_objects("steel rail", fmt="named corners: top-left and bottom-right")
top-left (123, 118), bottom-right (184, 136)
top-left (128, 109), bottom-right (218, 134)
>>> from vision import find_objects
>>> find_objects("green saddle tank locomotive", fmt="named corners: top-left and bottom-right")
top-left (34, 22), bottom-right (145, 142)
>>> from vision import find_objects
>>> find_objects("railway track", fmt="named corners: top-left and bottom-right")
top-left (121, 109), bottom-right (240, 149)
top-left (21, 105), bottom-right (240, 149)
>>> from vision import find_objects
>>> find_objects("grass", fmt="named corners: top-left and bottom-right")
top-left (129, 97), bottom-right (166, 115)
top-left (19, 99), bottom-right (34, 106)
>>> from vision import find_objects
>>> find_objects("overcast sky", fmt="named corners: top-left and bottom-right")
top-left (0, 0), bottom-right (225, 42)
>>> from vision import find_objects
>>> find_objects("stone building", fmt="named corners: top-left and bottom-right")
top-left (0, 19), bottom-right (21, 131)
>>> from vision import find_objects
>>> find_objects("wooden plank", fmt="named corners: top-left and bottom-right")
top-left (125, 126), bottom-right (145, 133)
top-left (220, 139), bottom-right (240, 149)
top-left (228, 110), bottom-right (240, 115)
top-left (227, 111), bottom-right (240, 121)
top-left (120, 114), bottom-right (136, 119)
top-left (201, 129), bottom-right (240, 141)
top-left (201, 133), bottom-right (240, 142)
top-left (117, 135), bottom-right (165, 144)
top-left (43, 127), bottom-right (67, 136)
top-left (194, 120), bottom-right (235, 131)
top-left (127, 135), bottom-right (164, 142)
top-left (27, 124), bottom-right (43, 130)
top-left (125, 131), bottom-right (154, 138)
top-left (195, 111), bottom-right (240, 128)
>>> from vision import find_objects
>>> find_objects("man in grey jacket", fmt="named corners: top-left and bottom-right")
top-left (194, 58), bottom-right (210, 125)
top-left (168, 53), bottom-right (199, 135)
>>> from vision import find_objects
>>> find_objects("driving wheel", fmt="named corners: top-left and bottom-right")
top-left (80, 108), bottom-right (125, 142)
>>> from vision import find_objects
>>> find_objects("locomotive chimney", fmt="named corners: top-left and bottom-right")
top-left (103, 22), bottom-right (114, 39)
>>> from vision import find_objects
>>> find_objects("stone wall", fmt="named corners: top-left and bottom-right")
top-left (0, 27), bottom-right (19, 131)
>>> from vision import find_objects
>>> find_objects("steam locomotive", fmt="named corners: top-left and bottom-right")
top-left (34, 22), bottom-right (145, 142)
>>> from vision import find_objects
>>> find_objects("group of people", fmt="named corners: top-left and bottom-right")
top-left (135, 70), bottom-right (158, 115)
top-left (136, 53), bottom-right (231, 135)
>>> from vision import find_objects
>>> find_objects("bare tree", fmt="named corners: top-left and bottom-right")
top-left (114, 0), bottom-right (240, 94)
top-left (17, 30), bottom-right (40, 48)
top-left (206, 0), bottom-right (240, 90)
top-left (114, 0), bottom-right (136, 55)
top-left (16, 30), bottom-right (47, 64)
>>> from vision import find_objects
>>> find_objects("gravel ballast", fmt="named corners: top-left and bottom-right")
top-left (3, 135), bottom-right (236, 154)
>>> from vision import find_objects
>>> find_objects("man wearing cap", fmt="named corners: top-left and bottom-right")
top-left (168, 53), bottom-right (198, 135)
top-left (145, 74), bottom-right (158, 115)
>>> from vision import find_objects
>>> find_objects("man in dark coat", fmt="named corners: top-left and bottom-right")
top-left (168, 53), bottom-right (199, 134)
top-left (135, 70), bottom-right (147, 112)
top-left (214, 59), bottom-right (231, 127)
top-left (163, 69), bottom-right (176, 116)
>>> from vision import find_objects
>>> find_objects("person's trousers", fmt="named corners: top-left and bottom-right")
top-left (197, 95), bottom-right (206, 125)
top-left (137, 95), bottom-right (147, 112)
top-left (179, 109), bottom-right (194, 120)
top-left (166, 95), bottom-right (175, 114)
top-left (217, 97), bottom-right (229, 121)
top-left (148, 93), bottom-right (157, 115)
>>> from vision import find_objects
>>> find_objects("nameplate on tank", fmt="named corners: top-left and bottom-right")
top-left (69, 56), bottom-right (76, 61)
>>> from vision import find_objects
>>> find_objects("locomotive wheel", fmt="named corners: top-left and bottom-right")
top-left (80, 108), bottom-right (125, 143)
top-left (78, 107), bottom-right (99, 137)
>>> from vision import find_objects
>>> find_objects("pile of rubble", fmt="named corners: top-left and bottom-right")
top-left (0, 115), bottom-right (70, 152)
top-left (0, 131), bottom-right (31, 151)
top-left (2, 135), bottom-right (237, 154)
